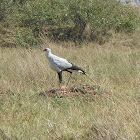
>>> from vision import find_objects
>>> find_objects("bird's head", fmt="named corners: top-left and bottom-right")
top-left (43, 48), bottom-right (51, 52)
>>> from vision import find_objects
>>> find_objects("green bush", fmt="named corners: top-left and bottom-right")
top-left (0, 0), bottom-right (139, 47)
top-left (14, 28), bottom-right (41, 47)
top-left (0, 0), bottom-right (14, 21)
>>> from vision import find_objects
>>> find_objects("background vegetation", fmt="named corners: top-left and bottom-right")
top-left (0, 0), bottom-right (140, 139)
top-left (0, 0), bottom-right (140, 47)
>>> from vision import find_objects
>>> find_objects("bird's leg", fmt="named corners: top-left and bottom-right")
top-left (66, 71), bottom-right (72, 86)
top-left (59, 81), bottom-right (62, 89)
top-left (58, 72), bottom-right (62, 89)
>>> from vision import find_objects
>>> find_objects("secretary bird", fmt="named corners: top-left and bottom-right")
top-left (43, 48), bottom-right (86, 86)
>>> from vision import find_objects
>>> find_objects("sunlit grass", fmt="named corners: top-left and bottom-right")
top-left (0, 34), bottom-right (140, 139)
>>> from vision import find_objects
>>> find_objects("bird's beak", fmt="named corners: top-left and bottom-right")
top-left (43, 49), bottom-right (47, 51)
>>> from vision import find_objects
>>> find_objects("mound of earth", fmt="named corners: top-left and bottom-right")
top-left (40, 84), bottom-right (109, 98)
top-left (0, 88), bottom-right (9, 95)
top-left (0, 88), bottom-right (15, 99)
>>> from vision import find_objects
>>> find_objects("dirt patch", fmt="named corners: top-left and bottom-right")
top-left (0, 88), bottom-right (15, 98)
top-left (39, 84), bottom-right (110, 98)
top-left (0, 88), bottom-right (9, 96)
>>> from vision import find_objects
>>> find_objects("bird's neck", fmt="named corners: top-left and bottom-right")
top-left (46, 51), bottom-right (52, 59)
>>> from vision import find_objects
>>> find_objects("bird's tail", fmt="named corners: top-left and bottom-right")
top-left (70, 64), bottom-right (87, 75)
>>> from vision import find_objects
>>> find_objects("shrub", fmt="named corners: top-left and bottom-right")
top-left (0, 0), bottom-right (15, 21)
top-left (14, 28), bottom-right (41, 47)
top-left (0, 0), bottom-right (139, 47)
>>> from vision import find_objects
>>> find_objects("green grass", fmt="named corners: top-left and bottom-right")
top-left (0, 34), bottom-right (140, 139)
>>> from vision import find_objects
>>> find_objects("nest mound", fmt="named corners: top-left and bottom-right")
top-left (0, 88), bottom-right (9, 96)
top-left (0, 88), bottom-right (15, 99)
top-left (40, 84), bottom-right (109, 98)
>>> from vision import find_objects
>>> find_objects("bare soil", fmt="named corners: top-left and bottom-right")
top-left (39, 84), bottom-right (110, 99)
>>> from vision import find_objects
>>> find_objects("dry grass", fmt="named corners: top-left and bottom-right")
top-left (0, 33), bottom-right (140, 139)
